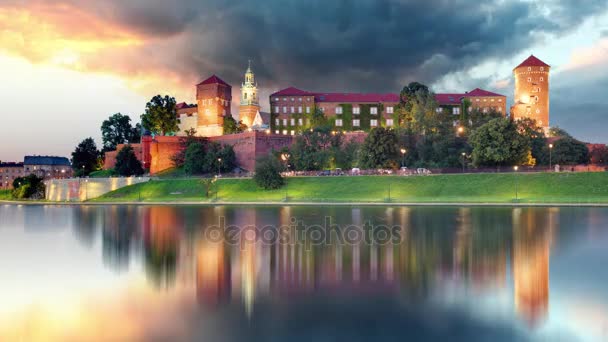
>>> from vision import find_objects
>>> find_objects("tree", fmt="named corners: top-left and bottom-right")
top-left (182, 140), bottom-right (237, 175)
top-left (183, 142), bottom-right (207, 175)
top-left (223, 116), bottom-right (247, 134)
top-left (359, 127), bottom-right (399, 169)
top-left (548, 126), bottom-right (572, 139)
top-left (200, 178), bottom-right (217, 197)
top-left (12, 174), bottom-right (45, 199)
top-left (308, 107), bottom-right (330, 130)
top-left (114, 145), bottom-right (144, 176)
top-left (552, 137), bottom-right (590, 165)
top-left (590, 145), bottom-right (608, 165)
top-left (289, 128), bottom-right (340, 170)
top-left (72, 137), bottom-right (101, 176)
top-left (141, 95), bottom-right (178, 136)
top-left (469, 118), bottom-right (530, 168)
top-left (101, 113), bottom-right (141, 152)
top-left (254, 154), bottom-right (284, 190)
top-left (516, 118), bottom-right (548, 165)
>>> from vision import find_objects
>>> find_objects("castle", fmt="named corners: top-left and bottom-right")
top-left (510, 55), bottom-right (551, 130)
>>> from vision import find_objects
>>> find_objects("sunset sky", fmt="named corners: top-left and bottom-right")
top-left (1, 0), bottom-right (607, 161)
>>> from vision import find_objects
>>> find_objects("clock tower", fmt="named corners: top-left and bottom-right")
top-left (239, 61), bottom-right (260, 128)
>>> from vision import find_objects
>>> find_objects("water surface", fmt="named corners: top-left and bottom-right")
top-left (1, 204), bottom-right (607, 341)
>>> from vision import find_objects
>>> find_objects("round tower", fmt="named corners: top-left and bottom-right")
top-left (510, 55), bottom-right (550, 131)
top-left (239, 60), bottom-right (260, 128)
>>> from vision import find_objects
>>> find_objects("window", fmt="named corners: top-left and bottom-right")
top-left (274, 97), bottom-right (279, 101)
top-left (283, 98), bottom-right (287, 101)
top-left (386, 106), bottom-right (394, 114)
top-left (335, 119), bottom-right (343, 127)
top-left (483, 99), bottom-right (487, 102)
top-left (540, 77), bottom-right (544, 82)
top-left (291, 106), bottom-right (295, 113)
top-left (452, 107), bottom-right (460, 115)
top-left (336, 106), bottom-right (343, 114)
top-left (291, 118), bottom-right (295, 126)
top-left (371, 107), bottom-right (378, 115)
top-left (498, 99), bottom-right (502, 102)
top-left (476, 99), bottom-right (480, 102)
top-left (291, 130), bottom-right (295, 136)
top-left (540, 67), bottom-right (544, 71)
top-left (498, 107), bottom-right (502, 112)
top-left (275, 119), bottom-right (280, 126)
top-left (527, 77), bottom-right (532, 82)
top-left (353, 119), bottom-right (360, 127)
top-left (306, 106), bottom-right (311, 113)
top-left (298, 118), bottom-right (303, 126)
top-left (244, 93), bottom-right (247, 100)
top-left (291, 97), bottom-right (294, 101)
top-left (353, 107), bottom-right (360, 114)
top-left (436, 107), bottom-right (443, 113)
top-left (370, 119), bottom-right (378, 127)
top-left (491, 99), bottom-right (495, 102)
top-left (534, 96), bottom-right (539, 103)
top-left (536, 109), bottom-right (541, 114)
top-left (386, 119), bottom-right (394, 126)
top-left (283, 130), bottom-right (288, 135)
top-left (283, 119), bottom-right (287, 126)
top-left (298, 106), bottom-right (302, 113)
top-left (483, 107), bottom-right (488, 113)
top-left (274, 106), bottom-right (279, 113)
top-left (275, 130), bottom-right (280, 134)
top-left (528, 67), bottom-right (532, 71)
top-left (299, 98), bottom-right (302, 102)
top-left (283, 106), bottom-right (287, 113)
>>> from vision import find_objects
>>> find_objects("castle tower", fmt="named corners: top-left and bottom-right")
top-left (510, 55), bottom-right (550, 131)
top-left (239, 61), bottom-right (260, 128)
top-left (196, 75), bottom-right (232, 137)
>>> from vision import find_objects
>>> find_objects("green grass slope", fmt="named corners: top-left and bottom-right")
top-left (92, 172), bottom-right (608, 204)
top-left (0, 190), bottom-right (11, 200)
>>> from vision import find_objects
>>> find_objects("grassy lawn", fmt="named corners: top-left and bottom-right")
top-left (92, 172), bottom-right (608, 204)
top-left (89, 169), bottom-right (117, 178)
top-left (0, 190), bottom-right (11, 200)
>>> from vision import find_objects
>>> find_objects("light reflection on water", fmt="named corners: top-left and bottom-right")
top-left (0, 205), bottom-right (607, 341)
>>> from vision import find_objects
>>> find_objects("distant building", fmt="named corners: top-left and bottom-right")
top-left (239, 61), bottom-right (261, 129)
top-left (510, 55), bottom-right (550, 130)
top-left (0, 162), bottom-right (24, 189)
top-left (24, 156), bottom-right (72, 179)
top-left (269, 87), bottom-right (506, 134)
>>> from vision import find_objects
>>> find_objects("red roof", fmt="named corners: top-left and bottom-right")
top-left (314, 93), bottom-right (400, 103)
top-left (270, 87), bottom-right (315, 97)
top-left (197, 75), bottom-right (230, 87)
top-left (435, 93), bottom-right (465, 105)
top-left (515, 55), bottom-right (550, 69)
top-left (465, 88), bottom-right (505, 97)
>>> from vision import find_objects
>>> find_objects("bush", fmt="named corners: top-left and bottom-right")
top-left (183, 140), bottom-right (237, 175)
top-left (12, 174), bottom-right (45, 199)
top-left (254, 154), bottom-right (285, 190)
top-left (115, 145), bottom-right (144, 176)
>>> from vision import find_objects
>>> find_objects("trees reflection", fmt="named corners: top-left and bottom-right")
top-left (76, 205), bottom-right (558, 325)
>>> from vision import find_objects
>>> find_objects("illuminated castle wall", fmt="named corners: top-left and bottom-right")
top-left (510, 55), bottom-right (551, 130)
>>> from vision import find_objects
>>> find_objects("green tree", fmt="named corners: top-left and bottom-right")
top-left (72, 137), bottom-right (101, 176)
top-left (552, 137), bottom-right (590, 165)
top-left (516, 118), bottom-right (548, 165)
top-left (223, 116), bottom-right (247, 134)
top-left (289, 128), bottom-right (340, 170)
top-left (308, 107), bottom-right (330, 130)
top-left (12, 174), bottom-right (45, 199)
top-left (200, 178), bottom-right (216, 197)
top-left (141, 95), bottom-right (178, 136)
top-left (359, 127), bottom-right (399, 168)
top-left (182, 140), bottom-right (237, 175)
top-left (590, 145), bottom-right (608, 165)
top-left (101, 113), bottom-right (141, 152)
top-left (254, 154), bottom-right (285, 190)
top-left (548, 126), bottom-right (572, 139)
top-left (470, 118), bottom-right (530, 168)
top-left (183, 142), bottom-right (206, 175)
top-left (114, 145), bottom-right (144, 176)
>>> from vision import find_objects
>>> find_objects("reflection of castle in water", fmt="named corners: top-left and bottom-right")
top-left (91, 205), bottom-right (556, 323)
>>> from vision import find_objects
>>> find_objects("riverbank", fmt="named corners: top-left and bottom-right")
top-left (87, 172), bottom-right (608, 204)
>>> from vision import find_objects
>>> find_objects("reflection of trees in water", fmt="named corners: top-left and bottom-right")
top-left (142, 206), bottom-right (183, 288)
top-left (71, 206), bottom-right (101, 247)
top-left (101, 206), bottom-right (140, 272)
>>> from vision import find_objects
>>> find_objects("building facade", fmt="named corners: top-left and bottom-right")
top-left (0, 162), bottom-right (24, 189)
top-left (239, 61), bottom-right (261, 128)
top-left (24, 156), bottom-right (72, 179)
top-left (510, 55), bottom-right (550, 130)
top-left (270, 87), bottom-right (506, 134)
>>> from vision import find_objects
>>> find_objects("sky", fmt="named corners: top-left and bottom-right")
top-left (1, 0), bottom-right (607, 161)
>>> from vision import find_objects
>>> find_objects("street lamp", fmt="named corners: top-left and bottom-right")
top-left (514, 166), bottom-right (519, 201)
top-left (549, 143), bottom-right (553, 172)
top-left (84, 179), bottom-right (88, 201)
top-left (217, 158), bottom-right (222, 177)
top-left (400, 148), bottom-right (407, 168)
top-left (281, 153), bottom-right (290, 201)
top-left (461, 152), bottom-right (466, 173)
top-left (457, 126), bottom-right (464, 136)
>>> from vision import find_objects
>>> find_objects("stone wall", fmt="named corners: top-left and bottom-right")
top-left (45, 177), bottom-right (150, 202)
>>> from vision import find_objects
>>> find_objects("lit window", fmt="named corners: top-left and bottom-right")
top-left (386, 106), bottom-right (394, 114)
top-left (298, 118), bottom-right (303, 126)
top-left (353, 119), bottom-right (360, 127)
top-left (386, 119), bottom-right (394, 126)
top-left (498, 107), bottom-right (502, 112)
top-left (436, 107), bottom-right (443, 113)
top-left (371, 107), bottom-right (378, 115)
top-left (298, 106), bottom-right (302, 113)
top-left (275, 119), bottom-right (280, 125)
top-left (306, 106), bottom-right (311, 113)
top-left (491, 99), bottom-right (495, 102)
top-left (536, 109), bottom-right (541, 114)
top-left (274, 97), bottom-right (279, 101)
top-left (291, 130), bottom-right (295, 135)
top-left (275, 130), bottom-right (279, 134)
top-left (291, 106), bottom-right (295, 113)
top-left (498, 99), bottom-right (502, 102)
top-left (453, 107), bottom-right (460, 115)
top-left (483, 107), bottom-right (488, 113)
top-left (274, 106), bottom-right (279, 113)
top-left (283, 119), bottom-right (287, 126)
top-left (370, 119), bottom-right (378, 127)
top-left (283, 98), bottom-right (287, 101)
top-left (291, 98), bottom-right (294, 101)
top-left (283, 106), bottom-right (287, 113)
top-left (476, 99), bottom-right (480, 102)
top-left (353, 107), bottom-right (360, 114)
top-left (336, 106), bottom-right (343, 114)
top-left (291, 118), bottom-right (295, 126)
top-left (483, 99), bottom-right (487, 102)
top-left (283, 130), bottom-right (288, 135)
top-left (335, 119), bottom-right (343, 127)
top-left (299, 98), bottom-right (302, 102)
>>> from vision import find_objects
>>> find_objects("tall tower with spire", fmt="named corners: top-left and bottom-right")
top-left (239, 60), bottom-right (260, 128)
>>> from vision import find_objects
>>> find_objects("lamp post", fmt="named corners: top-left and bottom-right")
top-left (217, 158), bottom-right (222, 177)
top-left (457, 126), bottom-right (464, 136)
top-left (84, 179), bottom-right (88, 201)
top-left (281, 153), bottom-right (290, 201)
top-left (549, 143), bottom-right (553, 172)
top-left (461, 152), bottom-right (466, 173)
top-left (400, 148), bottom-right (407, 168)
top-left (514, 166), bottom-right (519, 201)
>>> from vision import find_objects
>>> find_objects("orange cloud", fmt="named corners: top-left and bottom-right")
top-left (0, 2), bottom-right (194, 100)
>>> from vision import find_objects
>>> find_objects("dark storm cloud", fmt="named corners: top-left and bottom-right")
top-left (56, 0), bottom-right (608, 92)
